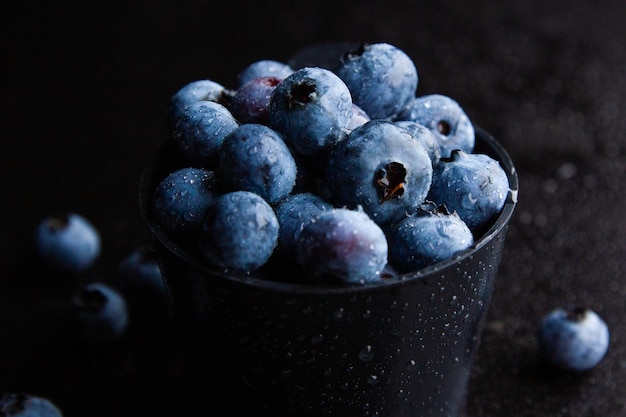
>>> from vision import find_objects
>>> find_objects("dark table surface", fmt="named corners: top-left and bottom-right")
top-left (4, 0), bottom-right (626, 416)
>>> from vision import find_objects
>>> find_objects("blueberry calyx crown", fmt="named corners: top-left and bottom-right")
top-left (340, 42), bottom-right (369, 62)
top-left (565, 305), bottom-right (588, 323)
top-left (375, 161), bottom-right (407, 203)
top-left (77, 287), bottom-right (108, 313)
top-left (437, 120), bottom-right (452, 136)
top-left (288, 80), bottom-right (317, 108)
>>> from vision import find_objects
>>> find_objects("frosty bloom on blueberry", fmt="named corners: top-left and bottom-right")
top-left (216, 123), bottom-right (298, 204)
top-left (197, 190), bottom-right (279, 274)
top-left (171, 100), bottom-right (239, 168)
top-left (428, 149), bottom-right (510, 231)
top-left (337, 42), bottom-right (418, 120)
top-left (396, 94), bottom-right (475, 158)
top-left (268, 66), bottom-right (353, 156)
top-left (168, 79), bottom-right (227, 130)
top-left (325, 119), bottom-right (433, 226)
top-left (538, 306), bottom-right (609, 372)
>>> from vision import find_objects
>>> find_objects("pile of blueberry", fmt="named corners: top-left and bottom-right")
top-left (150, 42), bottom-right (511, 285)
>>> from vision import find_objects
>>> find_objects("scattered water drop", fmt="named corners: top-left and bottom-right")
top-left (359, 345), bottom-right (374, 362)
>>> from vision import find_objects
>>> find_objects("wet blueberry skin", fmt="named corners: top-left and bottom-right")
top-left (268, 66), bottom-right (353, 156)
top-left (0, 392), bottom-right (63, 417)
top-left (198, 190), bottom-right (279, 274)
top-left (150, 167), bottom-right (218, 242)
top-left (273, 192), bottom-right (333, 259)
top-left (337, 42), bottom-right (418, 120)
top-left (228, 76), bottom-right (282, 125)
top-left (171, 100), bottom-right (239, 168)
top-left (168, 79), bottom-right (227, 130)
top-left (538, 306), bottom-right (610, 372)
top-left (217, 123), bottom-right (298, 204)
top-left (394, 120), bottom-right (442, 168)
top-left (68, 282), bottom-right (129, 345)
top-left (385, 202), bottom-right (474, 273)
top-left (296, 207), bottom-right (388, 284)
top-left (34, 212), bottom-right (101, 274)
top-left (325, 119), bottom-right (433, 227)
top-left (428, 149), bottom-right (509, 230)
top-left (395, 94), bottom-right (475, 158)
top-left (236, 59), bottom-right (294, 87)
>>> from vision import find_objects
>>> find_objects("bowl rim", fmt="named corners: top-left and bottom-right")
top-left (139, 124), bottom-right (519, 295)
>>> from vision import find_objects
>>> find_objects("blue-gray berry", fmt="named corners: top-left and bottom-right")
top-left (325, 120), bottom-right (433, 226)
top-left (150, 167), bottom-right (218, 242)
top-left (168, 79), bottom-right (227, 130)
top-left (296, 207), bottom-right (388, 284)
top-left (538, 306), bottom-right (609, 372)
top-left (171, 100), bottom-right (239, 168)
top-left (217, 123), bottom-right (298, 204)
top-left (337, 42), bottom-right (418, 120)
top-left (34, 212), bottom-right (101, 274)
top-left (269, 66), bottom-right (353, 156)
top-left (396, 94), bottom-right (475, 158)
top-left (386, 202), bottom-right (474, 272)
top-left (428, 149), bottom-right (509, 230)
top-left (197, 191), bottom-right (279, 274)
top-left (68, 282), bottom-right (129, 345)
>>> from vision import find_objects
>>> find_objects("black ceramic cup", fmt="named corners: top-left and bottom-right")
top-left (139, 124), bottom-right (518, 417)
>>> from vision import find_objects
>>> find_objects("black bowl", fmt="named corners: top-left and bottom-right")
top-left (139, 125), bottom-right (518, 417)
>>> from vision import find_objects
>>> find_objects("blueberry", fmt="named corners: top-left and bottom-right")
top-left (268, 66), bottom-right (353, 156)
top-left (150, 167), bottom-right (218, 242)
top-left (325, 120), bottom-right (433, 226)
top-left (68, 282), bottom-right (129, 345)
top-left (273, 192), bottom-right (333, 259)
top-left (228, 76), bottom-right (282, 125)
top-left (168, 79), bottom-right (228, 131)
top-left (395, 94), bottom-right (475, 158)
top-left (296, 207), bottom-right (388, 284)
top-left (394, 120), bottom-right (441, 168)
top-left (111, 246), bottom-right (171, 330)
top-left (216, 123), bottom-right (298, 204)
top-left (385, 202), bottom-right (474, 272)
top-left (171, 100), bottom-right (239, 168)
top-left (427, 149), bottom-right (510, 230)
top-left (0, 392), bottom-right (63, 417)
top-left (336, 42), bottom-right (418, 120)
top-left (34, 212), bottom-right (101, 274)
top-left (236, 59), bottom-right (294, 87)
top-left (538, 306), bottom-right (610, 372)
top-left (198, 191), bottom-right (279, 274)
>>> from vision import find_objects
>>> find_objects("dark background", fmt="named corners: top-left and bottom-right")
top-left (3, 0), bottom-right (626, 416)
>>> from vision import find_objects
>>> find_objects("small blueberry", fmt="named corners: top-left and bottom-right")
top-left (428, 149), bottom-right (510, 231)
top-left (268, 66), bottom-right (353, 156)
top-left (216, 123), bottom-right (298, 204)
top-left (168, 79), bottom-right (227, 130)
top-left (337, 42), bottom-right (418, 120)
top-left (150, 167), bottom-right (218, 243)
top-left (171, 100), bottom-right (239, 168)
top-left (68, 282), bottom-right (129, 345)
top-left (197, 190), bottom-right (279, 274)
top-left (325, 120), bottom-right (433, 226)
top-left (385, 202), bottom-right (474, 272)
top-left (396, 94), bottom-right (475, 158)
top-left (296, 207), bottom-right (388, 285)
top-left (538, 306), bottom-right (609, 372)
top-left (111, 246), bottom-right (171, 331)
top-left (34, 212), bottom-right (101, 274)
